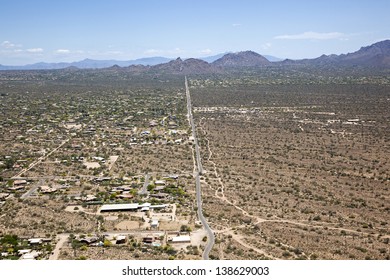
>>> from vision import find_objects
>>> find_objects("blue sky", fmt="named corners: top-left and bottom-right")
top-left (1, 0), bottom-right (389, 65)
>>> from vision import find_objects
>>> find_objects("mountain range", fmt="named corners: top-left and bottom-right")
top-left (0, 53), bottom-right (282, 70)
top-left (282, 40), bottom-right (390, 67)
top-left (0, 40), bottom-right (389, 71)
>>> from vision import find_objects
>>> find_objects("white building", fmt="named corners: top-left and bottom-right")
top-left (151, 220), bottom-right (159, 228)
top-left (168, 235), bottom-right (191, 243)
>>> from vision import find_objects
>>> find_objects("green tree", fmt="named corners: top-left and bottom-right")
top-left (103, 240), bottom-right (112, 247)
top-left (0, 235), bottom-right (19, 247)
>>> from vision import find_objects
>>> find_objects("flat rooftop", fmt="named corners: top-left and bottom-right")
top-left (100, 203), bottom-right (167, 212)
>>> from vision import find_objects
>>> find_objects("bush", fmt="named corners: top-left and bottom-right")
top-left (103, 240), bottom-right (112, 247)
top-left (313, 215), bottom-right (321, 221)
top-left (282, 251), bottom-right (291, 258)
top-left (180, 225), bottom-right (192, 232)
top-left (293, 248), bottom-right (302, 255)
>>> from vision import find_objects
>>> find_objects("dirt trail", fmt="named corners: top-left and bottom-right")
top-left (13, 139), bottom-right (70, 178)
top-left (49, 234), bottom-right (69, 260)
top-left (220, 228), bottom-right (278, 259)
top-left (199, 120), bottom-right (266, 224)
top-left (199, 119), bottom-right (225, 198)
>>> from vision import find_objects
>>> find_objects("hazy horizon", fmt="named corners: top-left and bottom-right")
top-left (0, 52), bottom-right (284, 67)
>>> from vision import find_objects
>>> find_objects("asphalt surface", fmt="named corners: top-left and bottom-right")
top-left (21, 179), bottom-right (43, 200)
top-left (138, 174), bottom-right (150, 195)
top-left (185, 76), bottom-right (215, 260)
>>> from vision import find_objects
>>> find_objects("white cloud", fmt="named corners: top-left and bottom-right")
top-left (232, 23), bottom-right (242, 27)
top-left (274, 31), bottom-right (345, 40)
top-left (55, 49), bottom-right (71, 54)
top-left (170, 48), bottom-right (184, 54)
top-left (1, 40), bottom-right (22, 49)
top-left (200, 49), bottom-right (212, 55)
top-left (27, 48), bottom-right (43, 53)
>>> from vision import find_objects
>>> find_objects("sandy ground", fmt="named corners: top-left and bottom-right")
top-left (150, 213), bottom-right (174, 222)
top-left (83, 162), bottom-right (100, 169)
top-left (108, 156), bottom-right (119, 170)
top-left (105, 215), bottom-right (118, 221)
top-left (191, 228), bottom-right (208, 246)
top-left (64, 123), bottom-right (82, 130)
top-left (115, 221), bottom-right (141, 230)
top-left (159, 221), bottom-right (183, 231)
top-left (65, 205), bottom-right (86, 213)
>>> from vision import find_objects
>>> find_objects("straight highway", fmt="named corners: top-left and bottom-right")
top-left (185, 76), bottom-right (215, 260)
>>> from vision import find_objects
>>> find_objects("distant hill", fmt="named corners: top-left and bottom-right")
top-left (200, 53), bottom-right (228, 63)
top-left (263, 55), bottom-right (283, 62)
top-left (151, 57), bottom-right (216, 74)
top-left (1, 40), bottom-right (389, 71)
top-left (212, 51), bottom-right (271, 67)
top-left (280, 40), bottom-right (390, 67)
top-left (0, 57), bottom-right (172, 70)
top-left (129, 57), bottom-right (172, 66)
top-left (198, 53), bottom-right (282, 63)
top-left (337, 40), bottom-right (390, 66)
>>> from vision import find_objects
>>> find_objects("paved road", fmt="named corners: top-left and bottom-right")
top-left (138, 174), bottom-right (150, 195)
top-left (185, 76), bottom-right (215, 260)
top-left (21, 179), bottom-right (43, 200)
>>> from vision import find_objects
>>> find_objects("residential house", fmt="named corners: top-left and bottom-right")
top-left (151, 220), bottom-right (159, 229)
